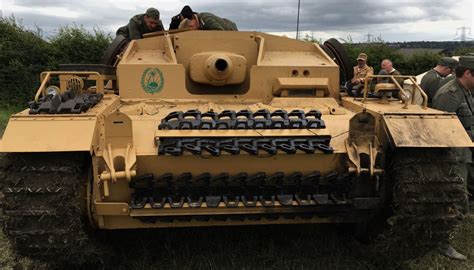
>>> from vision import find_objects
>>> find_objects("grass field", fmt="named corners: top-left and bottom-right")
top-left (0, 217), bottom-right (472, 269)
top-left (0, 107), bottom-right (473, 269)
top-left (100, 217), bottom-right (474, 270)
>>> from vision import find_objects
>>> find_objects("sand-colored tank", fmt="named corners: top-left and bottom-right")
top-left (0, 30), bottom-right (471, 261)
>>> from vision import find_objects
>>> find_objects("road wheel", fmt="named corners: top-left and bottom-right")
top-left (100, 35), bottom-right (129, 66)
top-left (322, 38), bottom-right (354, 84)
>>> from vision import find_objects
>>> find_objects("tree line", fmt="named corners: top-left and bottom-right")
top-left (343, 43), bottom-right (441, 76)
top-left (344, 43), bottom-right (474, 75)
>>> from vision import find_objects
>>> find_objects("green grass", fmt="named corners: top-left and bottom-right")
top-left (1, 216), bottom-right (472, 269)
top-left (100, 217), bottom-right (474, 270)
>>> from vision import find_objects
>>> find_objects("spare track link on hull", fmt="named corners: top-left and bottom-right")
top-left (29, 92), bottom-right (103, 114)
top-left (129, 171), bottom-right (352, 210)
top-left (157, 109), bottom-right (333, 156)
top-left (159, 109), bottom-right (326, 130)
top-left (158, 136), bottom-right (333, 156)
top-left (0, 153), bottom-right (96, 262)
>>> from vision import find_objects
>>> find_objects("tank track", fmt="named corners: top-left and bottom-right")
top-left (129, 171), bottom-right (353, 223)
top-left (158, 109), bottom-right (333, 156)
top-left (0, 153), bottom-right (98, 262)
top-left (390, 148), bottom-right (469, 245)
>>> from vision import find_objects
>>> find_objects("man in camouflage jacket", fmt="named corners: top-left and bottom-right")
top-left (117, 8), bottom-right (164, 40)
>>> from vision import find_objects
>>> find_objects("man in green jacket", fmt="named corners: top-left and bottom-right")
top-left (376, 59), bottom-right (404, 98)
top-left (179, 12), bottom-right (238, 31)
top-left (432, 56), bottom-right (474, 260)
top-left (169, 5), bottom-right (195, 30)
top-left (420, 57), bottom-right (458, 105)
top-left (433, 56), bottom-right (474, 142)
top-left (116, 8), bottom-right (164, 40)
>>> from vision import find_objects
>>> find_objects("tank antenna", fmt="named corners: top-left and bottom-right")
top-left (296, 0), bottom-right (301, 40)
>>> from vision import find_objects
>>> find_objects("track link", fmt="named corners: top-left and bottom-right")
top-left (130, 171), bottom-right (351, 209)
top-left (128, 171), bottom-right (357, 224)
top-left (157, 109), bottom-right (333, 156)
top-left (159, 109), bottom-right (326, 130)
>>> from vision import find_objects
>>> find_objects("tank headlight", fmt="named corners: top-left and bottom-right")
top-left (399, 91), bottom-right (411, 101)
top-left (46, 86), bottom-right (60, 96)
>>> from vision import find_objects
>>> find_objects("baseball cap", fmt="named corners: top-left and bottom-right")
top-left (357, 53), bottom-right (368, 61)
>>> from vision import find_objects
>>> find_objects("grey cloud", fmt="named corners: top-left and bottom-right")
top-left (13, 0), bottom-right (72, 8)
top-left (189, 0), bottom-right (460, 32)
top-left (3, 0), bottom-right (466, 41)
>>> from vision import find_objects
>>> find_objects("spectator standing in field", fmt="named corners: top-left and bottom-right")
top-left (432, 55), bottom-right (474, 261)
top-left (420, 57), bottom-right (458, 105)
top-left (438, 54), bottom-right (474, 89)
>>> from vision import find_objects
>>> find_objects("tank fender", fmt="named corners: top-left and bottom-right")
top-left (0, 115), bottom-right (98, 153)
top-left (382, 114), bottom-right (473, 148)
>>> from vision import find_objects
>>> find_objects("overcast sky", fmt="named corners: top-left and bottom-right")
top-left (1, 0), bottom-right (473, 42)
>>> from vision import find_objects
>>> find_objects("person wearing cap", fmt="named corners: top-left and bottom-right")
top-left (348, 53), bottom-right (374, 96)
top-left (116, 8), bottom-right (164, 40)
top-left (432, 55), bottom-right (474, 261)
top-left (169, 6), bottom-right (196, 30)
top-left (420, 57), bottom-right (458, 105)
top-left (439, 53), bottom-right (474, 89)
top-left (433, 56), bottom-right (474, 139)
top-left (178, 12), bottom-right (238, 31)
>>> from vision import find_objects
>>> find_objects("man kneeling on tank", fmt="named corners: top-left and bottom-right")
top-left (178, 12), bottom-right (238, 31)
top-left (116, 7), bottom-right (164, 40)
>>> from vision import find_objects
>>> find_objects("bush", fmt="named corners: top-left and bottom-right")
top-left (0, 18), bottom-right (112, 106)
top-left (48, 26), bottom-right (112, 69)
top-left (344, 43), bottom-right (400, 72)
top-left (454, 47), bottom-right (474, 56)
top-left (0, 16), bottom-right (51, 105)
top-left (398, 53), bottom-right (439, 75)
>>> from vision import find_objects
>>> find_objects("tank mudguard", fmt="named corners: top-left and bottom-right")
top-left (0, 116), bottom-right (98, 153)
top-left (382, 114), bottom-right (473, 147)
